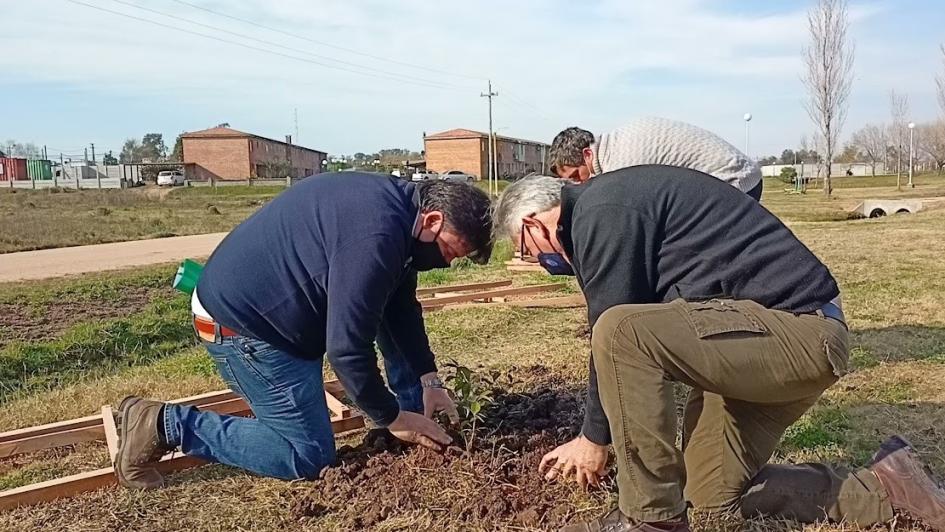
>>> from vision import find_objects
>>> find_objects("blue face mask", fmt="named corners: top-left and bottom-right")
top-left (521, 221), bottom-right (575, 276)
top-left (537, 253), bottom-right (574, 276)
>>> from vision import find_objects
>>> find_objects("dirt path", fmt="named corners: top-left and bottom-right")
top-left (0, 233), bottom-right (227, 282)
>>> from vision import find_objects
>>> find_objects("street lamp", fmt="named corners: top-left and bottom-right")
top-left (743, 113), bottom-right (753, 159)
top-left (908, 122), bottom-right (916, 188)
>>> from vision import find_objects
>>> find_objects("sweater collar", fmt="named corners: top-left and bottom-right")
top-left (557, 182), bottom-right (585, 259)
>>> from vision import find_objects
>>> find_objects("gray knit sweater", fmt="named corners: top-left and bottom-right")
top-left (591, 117), bottom-right (762, 193)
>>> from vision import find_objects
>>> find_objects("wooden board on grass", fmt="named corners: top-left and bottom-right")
top-left (0, 381), bottom-right (363, 511)
top-left (419, 283), bottom-right (565, 309)
top-left (415, 280), bottom-right (511, 297)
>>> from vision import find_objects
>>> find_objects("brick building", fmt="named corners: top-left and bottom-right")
top-left (423, 128), bottom-right (549, 180)
top-left (181, 127), bottom-right (327, 181)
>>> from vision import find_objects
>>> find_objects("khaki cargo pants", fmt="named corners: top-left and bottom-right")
top-left (592, 298), bottom-right (892, 525)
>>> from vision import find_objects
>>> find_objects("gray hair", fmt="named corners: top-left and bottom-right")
top-left (492, 175), bottom-right (565, 241)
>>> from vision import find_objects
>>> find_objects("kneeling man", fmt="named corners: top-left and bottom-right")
top-left (493, 170), bottom-right (944, 531)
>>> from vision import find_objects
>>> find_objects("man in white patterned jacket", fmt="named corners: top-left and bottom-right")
top-left (548, 116), bottom-right (764, 200)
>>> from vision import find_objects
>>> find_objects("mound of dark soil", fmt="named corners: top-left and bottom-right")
top-left (289, 379), bottom-right (613, 530)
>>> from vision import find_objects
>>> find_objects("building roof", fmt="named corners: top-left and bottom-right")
top-left (181, 126), bottom-right (326, 155)
top-left (425, 128), bottom-right (548, 146)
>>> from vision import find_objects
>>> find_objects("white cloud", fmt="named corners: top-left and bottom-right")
top-left (0, 0), bottom-right (938, 155)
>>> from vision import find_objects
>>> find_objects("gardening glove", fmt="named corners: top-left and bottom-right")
top-left (422, 386), bottom-right (460, 425)
top-left (388, 410), bottom-right (452, 451)
top-left (539, 435), bottom-right (609, 489)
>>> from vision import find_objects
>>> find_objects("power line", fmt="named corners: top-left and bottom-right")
top-left (107, 0), bottom-right (474, 91)
top-left (64, 0), bottom-right (473, 93)
top-left (168, 0), bottom-right (485, 82)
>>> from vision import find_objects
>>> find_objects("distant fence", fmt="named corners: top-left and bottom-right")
top-left (4, 177), bottom-right (126, 190)
top-left (761, 162), bottom-right (888, 178)
top-left (187, 176), bottom-right (304, 188)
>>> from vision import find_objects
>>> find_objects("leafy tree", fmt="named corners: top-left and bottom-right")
top-left (779, 166), bottom-right (798, 184)
top-left (102, 151), bottom-right (118, 165)
top-left (3, 140), bottom-right (42, 158)
top-left (833, 143), bottom-right (861, 164)
top-left (779, 149), bottom-right (797, 164)
top-left (140, 133), bottom-right (167, 162)
top-left (170, 134), bottom-right (184, 162)
top-left (119, 138), bottom-right (143, 164)
top-left (757, 155), bottom-right (778, 166)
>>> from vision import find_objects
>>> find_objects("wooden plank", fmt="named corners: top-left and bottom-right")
top-left (0, 409), bottom-right (364, 511)
top-left (0, 426), bottom-right (104, 460)
top-left (415, 280), bottom-right (511, 297)
top-left (0, 385), bottom-right (351, 460)
top-left (170, 389), bottom-right (239, 406)
top-left (323, 379), bottom-right (344, 395)
top-left (101, 406), bottom-right (119, 464)
top-left (324, 392), bottom-right (352, 419)
top-left (419, 283), bottom-right (565, 309)
top-left (443, 294), bottom-right (587, 311)
top-left (0, 414), bottom-right (102, 444)
top-left (0, 390), bottom-right (238, 447)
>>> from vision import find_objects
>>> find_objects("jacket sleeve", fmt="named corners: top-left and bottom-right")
top-left (325, 234), bottom-right (405, 427)
top-left (380, 269), bottom-right (437, 376)
top-left (571, 204), bottom-right (660, 445)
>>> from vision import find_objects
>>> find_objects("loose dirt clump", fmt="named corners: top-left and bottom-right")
top-left (290, 381), bottom-right (613, 531)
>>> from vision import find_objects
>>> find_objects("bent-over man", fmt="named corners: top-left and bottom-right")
top-left (493, 170), bottom-right (945, 532)
top-left (113, 172), bottom-right (493, 488)
top-left (549, 117), bottom-right (763, 200)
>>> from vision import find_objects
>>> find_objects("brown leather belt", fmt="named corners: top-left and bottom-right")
top-left (193, 315), bottom-right (239, 343)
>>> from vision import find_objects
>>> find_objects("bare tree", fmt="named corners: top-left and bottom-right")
top-left (889, 90), bottom-right (910, 189)
top-left (918, 120), bottom-right (945, 175)
top-left (850, 123), bottom-right (887, 176)
top-left (937, 44), bottom-right (945, 116)
top-left (803, 0), bottom-right (855, 196)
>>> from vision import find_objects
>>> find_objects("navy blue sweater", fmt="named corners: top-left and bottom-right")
top-left (196, 172), bottom-right (434, 426)
top-left (559, 165), bottom-right (840, 444)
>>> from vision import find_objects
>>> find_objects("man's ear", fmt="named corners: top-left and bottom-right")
top-left (421, 210), bottom-right (444, 231)
top-left (582, 147), bottom-right (593, 165)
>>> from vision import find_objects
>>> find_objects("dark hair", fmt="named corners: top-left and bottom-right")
top-left (549, 127), bottom-right (594, 175)
top-left (417, 180), bottom-right (493, 264)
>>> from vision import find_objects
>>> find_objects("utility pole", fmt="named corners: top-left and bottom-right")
top-left (481, 80), bottom-right (498, 195)
top-left (90, 143), bottom-right (96, 165)
top-left (294, 108), bottom-right (300, 145)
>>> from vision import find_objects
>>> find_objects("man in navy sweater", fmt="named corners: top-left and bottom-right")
top-left (112, 172), bottom-right (493, 488)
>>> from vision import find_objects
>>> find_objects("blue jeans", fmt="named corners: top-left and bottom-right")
top-left (164, 331), bottom-right (422, 480)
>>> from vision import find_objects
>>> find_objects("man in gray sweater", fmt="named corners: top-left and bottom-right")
top-left (549, 117), bottom-right (763, 200)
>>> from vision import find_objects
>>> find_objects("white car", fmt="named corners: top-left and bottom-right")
top-left (411, 171), bottom-right (438, 181)
top-left (157, 170), bottom-right (185, 186)
top-left (441, 170), bottom-right (475, 183)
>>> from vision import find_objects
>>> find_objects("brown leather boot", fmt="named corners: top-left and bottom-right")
top-left (561, 508), bottom-right (690, 532)
top-left (114, 396), bottom-right (173, 490)
top-left (869, 435), bottom-right (945, 531)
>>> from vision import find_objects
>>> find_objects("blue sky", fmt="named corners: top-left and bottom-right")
top-left (1, 0), bottom-right (943, 160)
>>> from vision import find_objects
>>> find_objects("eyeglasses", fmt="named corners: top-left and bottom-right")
top-left (518, 222), bottom-right (538, 263)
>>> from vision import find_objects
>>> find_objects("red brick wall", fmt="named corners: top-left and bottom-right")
top-left (248, 138), bottom-right (326, 178)
top-left (182, 137), bottom-right (250, 181)
top-left (494, 139), bottom-right (548, 178)
top-left (424, 137), bottom-right (487, 179)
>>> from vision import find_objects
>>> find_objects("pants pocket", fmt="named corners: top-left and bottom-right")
top-left (684, 300), bottom-right (767, 338)
top-left (823, 329), bottom-right (850, 378)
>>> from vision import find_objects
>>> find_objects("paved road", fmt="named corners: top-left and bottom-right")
top-left (0, 233), bottom-right (227, 283)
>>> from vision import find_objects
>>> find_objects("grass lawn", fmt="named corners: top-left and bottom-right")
top-left (0, 183), bottom-right (943, 530)
top-left (0, 185), bottom-right (284, 253)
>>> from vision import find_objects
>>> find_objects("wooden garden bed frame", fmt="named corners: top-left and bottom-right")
top-left (0, 280), bottom-right (569, 510)
top-left (0, 380), bottom-right (362, 510)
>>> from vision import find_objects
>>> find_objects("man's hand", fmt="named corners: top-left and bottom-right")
top-left (387, 410), bottom-right (452, 451)
top-left (422, 387), bottom-right (460, 424)
top-left (539, 435), bottom-right (609, 489)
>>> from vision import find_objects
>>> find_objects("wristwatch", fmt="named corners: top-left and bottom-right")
top-left (420, 376), bottom-right (445, 389)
